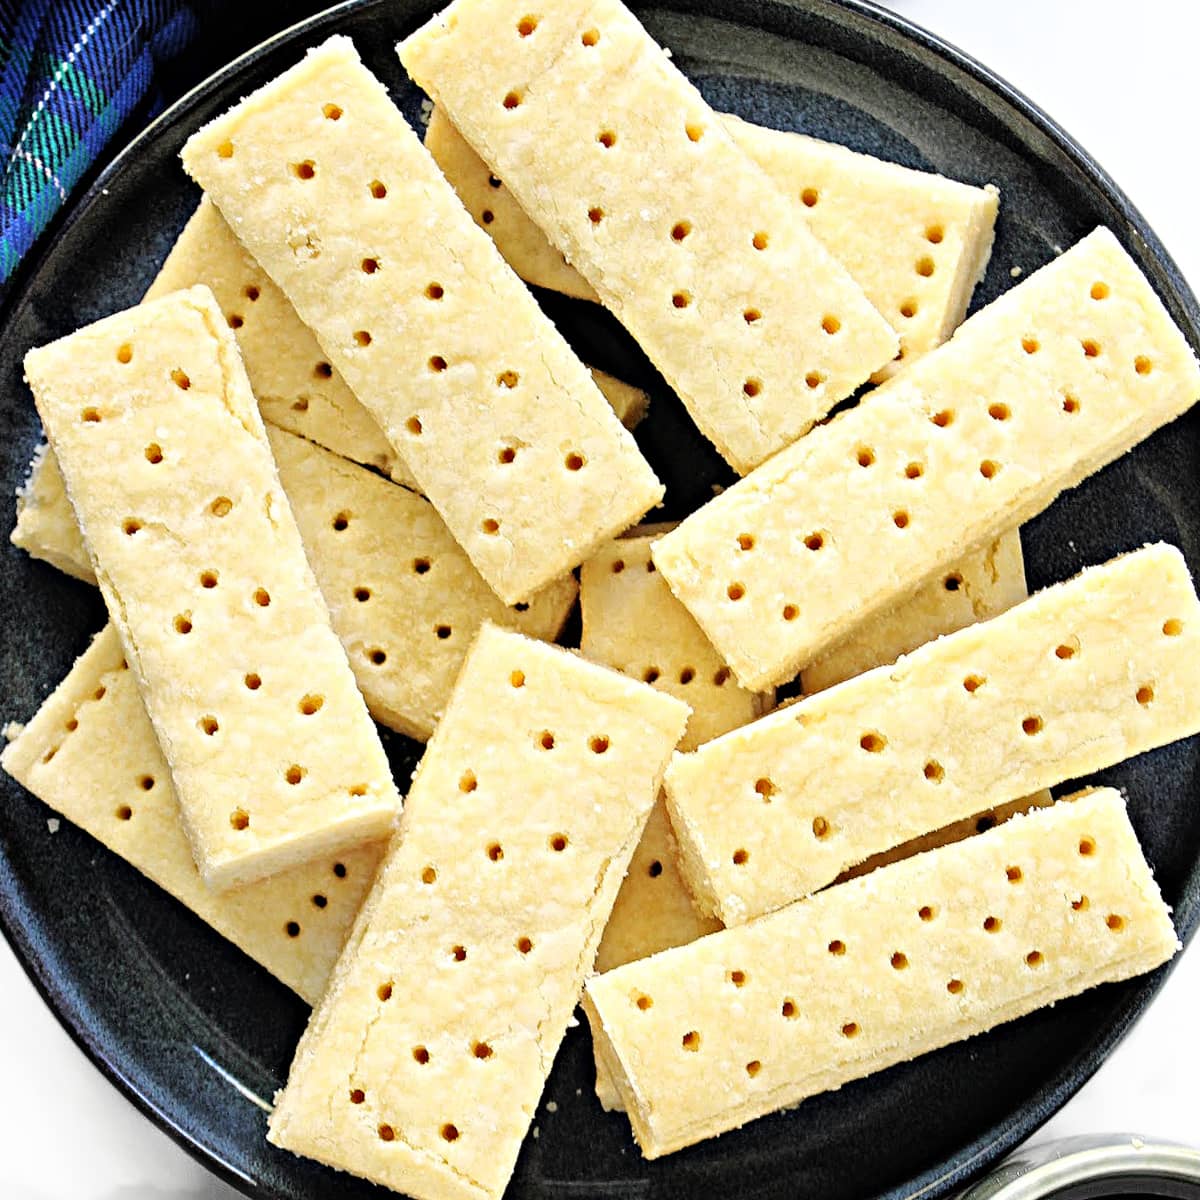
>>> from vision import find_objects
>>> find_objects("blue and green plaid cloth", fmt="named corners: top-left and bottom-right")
top-left (0, 0), bottom-right (202, 282)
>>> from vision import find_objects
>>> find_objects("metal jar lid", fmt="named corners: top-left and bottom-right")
top-left (960, 1135), bottom-right (1200, 1200)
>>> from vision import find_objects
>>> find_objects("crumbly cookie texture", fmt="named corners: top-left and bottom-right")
top-left (149, 196), bottom-right (408, 483)
top-left (182, 35), bottom-right (662, 605)
top-left (584, 523), bottom-right (1045, 1109)
top-left (653, 227), bottom-right (1200, 690)
top-left (11, 432), bottom-right (577, 742)
top-left (11, 440), bottom-right (91, 583)
top-left (424, 105), bottom-right (997, 378)
top-left (665, 545), bottom-right (1200, 924)
top-left (267, 625), bottom-right (688, 1200)
top-left (580, 527), bottom-right (756, 1106)
top-left (584, 788), bottom-right (1178, 1158)
top-left (24, 285), bottom-right (400, 890)
top-left (801, 528), bottom-right (1028, 693)
top-left (400, 0), bottom-right (898, 473)
top-left (0, 625), bottom-right (382, 1005)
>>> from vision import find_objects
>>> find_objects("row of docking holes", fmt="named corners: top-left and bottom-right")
top-left (40, 675), bottom-right (353, 937)
top-left (213, 104), bottom-right (443, 391)
top-left (403, 375), bottom-right (591, 487)
top-left (501, 14), bottom-right (945, 327)
top-left (723, 317), bottom-right (1156, 619)
top-left (217, 99), bottom-right (587, 484)
top-left (281, 861), bottom-right (353, 940)
top-left (275, 861), bottom-right (353, 941)
top-left (605, 556), bottom-right (735, 690)
top-left (38, 668), bottom-right (124, 767)
top-left (733, 617), bottom-right (1184, 858)
top-left (350, 933), bottom-right (523, 1143)
top-left (633, 851), bottom-right (1125, 1065)
top-left (169, 566), bottom-right (368, 832)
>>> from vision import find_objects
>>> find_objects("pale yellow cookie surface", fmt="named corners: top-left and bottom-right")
top-left (424, 105), bottom-right (997, 377)
top-left (148, 197), bottom-right (407, 483)
top-left (268, 625), bottom-right (689, 1200)
top-left (585, 789), bottom-right (1177, 1157)
top-left (666, 545), bottom-right (1200, 924)
top-left (25, 286), bottom-right (399, 890)
top-left (183, 35), bottom-right (661, 604)
top-left (0, 626), bottom-right (382, 1005)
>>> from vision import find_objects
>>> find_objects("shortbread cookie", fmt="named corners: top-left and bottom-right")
top-left (143, 198), bottom-right (648, 484)
top-left (653, 228), bottom-right (1200, 690)
top-left (424, 105), bottom-right (997, 376)
top-left (584, 789), bottom-right (1178, 1158)
top-left (665, 544), bottom-right (1200, 923)
top-left (12, 443), bottom-right (91, 583)
top-left (267, 624), bottom-right (689, 1200)
top-left (580, 528), bottom-right (752, 1103)
top-left (24, 286), bottom-right (400, 890)
top-left (0, 626), bottom-right (382, 1005)
top-left (400, 1), bottom-right (898, 473)
top-left (182, 35), bottom-right (661, 604)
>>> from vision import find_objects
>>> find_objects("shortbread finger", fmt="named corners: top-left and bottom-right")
top-left (182, 35), bottom-right (662, 605)
top-left (424, 105), bottom-right (996, 377)
top-left (0, 626), bottom-right (382, 1005)
top-left (665, 545), bottom-right (1200, 924)
top-left (25, 286), bottom-right (400, 890)
top-left (400, 1), bottom-right (898, 474)
top-left (268, 624), bottom-right (688, 1200)
top-left (584, 789), bottom-right (1177, 1158)
top-left (580, 526), bottom-right (762, 956)
top-left (653, 227), bottom-right (1200, 690)
top-left (580, 528), bottom-right (759, 1106)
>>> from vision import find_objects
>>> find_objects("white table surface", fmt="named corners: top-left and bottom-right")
top-left (3, 2), bottom-right (1198, 1196)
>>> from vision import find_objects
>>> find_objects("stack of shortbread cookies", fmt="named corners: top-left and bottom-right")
top-left (5, 3), bottom-right (1199, 1198)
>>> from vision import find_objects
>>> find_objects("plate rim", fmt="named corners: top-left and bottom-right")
top-left (0, 1), bottom-right (1197, 1198)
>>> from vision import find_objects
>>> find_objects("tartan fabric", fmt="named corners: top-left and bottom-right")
top-left (0, 0), bottom-right (199, 282)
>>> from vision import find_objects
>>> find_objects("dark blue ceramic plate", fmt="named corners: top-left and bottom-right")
top-left (2, 2), bottom-right (1198, 1198)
